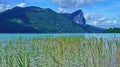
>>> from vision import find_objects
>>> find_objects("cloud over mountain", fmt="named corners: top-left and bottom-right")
top-left (17, 3), bottom-right (26, 7)
top-left (0, 2), bottom-right (25, 12)
top-left (84, 13), bottom-right (107, 26)
top-left (52, 0), bottom-right (106, 8)
top-left (0, 4), bottom-right (11, 12)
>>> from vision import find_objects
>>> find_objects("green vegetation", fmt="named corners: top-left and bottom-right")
top-left (0, 36), bottom-right (120, 67)
top-left (0, 6), bottom-right (103, 33)
top-left (103, 28), bottom-right (120, 33)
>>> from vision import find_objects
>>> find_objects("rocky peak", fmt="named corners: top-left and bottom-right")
top-left (71, 9), bottom-right (86, 25)
top-left (61, 9), bottom-right (86, 26)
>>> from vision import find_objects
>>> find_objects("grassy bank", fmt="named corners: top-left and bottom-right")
top-left (0, 36), bottom-right (120, 67)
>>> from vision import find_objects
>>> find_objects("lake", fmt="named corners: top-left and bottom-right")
top-left (0, 33), bottom-right (119, 45)
top-left (0, 33), bottom-right (120, 39)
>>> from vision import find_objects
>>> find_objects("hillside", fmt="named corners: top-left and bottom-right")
top-left (0, 6), bottom-right (104, 33)
top-left (103, 28), bottom-right (120, 33)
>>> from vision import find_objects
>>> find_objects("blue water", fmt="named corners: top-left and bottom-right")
top-left (0, 33), bottom-right (120, 39)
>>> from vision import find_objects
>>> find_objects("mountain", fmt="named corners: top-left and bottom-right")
top-left (0, 6), bottom-right (104, 33)
top-left (61, 9), bottom-right (104, 32)
top-left (103, 28), bottom-right (120, 33)
top-left (62, 9), bottom-right (86, 25)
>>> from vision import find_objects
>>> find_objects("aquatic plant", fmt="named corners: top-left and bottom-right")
top-left (0, 36), bottom-right (119, 67)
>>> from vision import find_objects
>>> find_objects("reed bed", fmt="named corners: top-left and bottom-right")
top-left (0, 36), bottom-right (120, 67)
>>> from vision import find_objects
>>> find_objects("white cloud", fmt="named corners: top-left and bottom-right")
top-left (58, 7), bottom-right (66, 13)
top-left (91, 20), bottom-right (119, 28)
top-left (0, 4), bottom-right (12, 12)
top-left (0, 2), bottom-right (25, 12)
top-left (85, 13), bottom-right (107, 26)
top-left (92, 21), bottom-right (99, 26)
top-left (0, 4), bottom-right (4, 12)
top-left (5, 5), bottom-right (12, 10)
top-left (98, 20), bottom-right (120, 28)
top-left (90, 20), bottom-right (118, 28)
top-left (85, 13), bottom-right (103, 20)
top-left (84, 13), bottom-right (91, 19)
top-left (0, 3), bottom-right (26, 12)
top-left (97, 17), bottom-right (106, 22)
top-left (105, 20), bottom-right (117, 24)
top-left (52, 0), bottom-right (106, 13)
top-left (52, 0), bottom-right (106, 8)
top-left (17, 3), bottom-right (26, 7)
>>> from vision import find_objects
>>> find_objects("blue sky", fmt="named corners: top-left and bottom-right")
top-left (0, 0), bottom-right (120, 28)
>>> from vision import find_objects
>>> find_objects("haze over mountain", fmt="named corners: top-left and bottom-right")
top-left (0, 6), bottom-right (104, 33)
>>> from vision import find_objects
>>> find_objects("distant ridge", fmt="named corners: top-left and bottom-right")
top-left (0, 6), bottom-right (104, 33)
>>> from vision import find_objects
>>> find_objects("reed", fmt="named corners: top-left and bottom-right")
top-left (0, 36), bottom-right (119, 67)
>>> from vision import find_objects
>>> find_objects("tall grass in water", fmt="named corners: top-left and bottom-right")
top-left (0, 36), bottom-right (120, 67)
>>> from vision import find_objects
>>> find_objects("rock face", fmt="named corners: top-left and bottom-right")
top-left (62, 9), bottom-right (86, 26)
top-left (72, 10), bottom-right (86, 25)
